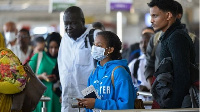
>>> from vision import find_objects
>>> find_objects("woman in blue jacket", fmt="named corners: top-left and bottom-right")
top-left (78, 31), bottom-right (137, 111)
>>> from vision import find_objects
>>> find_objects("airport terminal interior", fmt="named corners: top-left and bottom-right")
top-left (0, 0), bottom-right (199, 112)
top-left (0, 0), bottom-right (199, 45)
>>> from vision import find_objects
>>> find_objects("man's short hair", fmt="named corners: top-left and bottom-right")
top-left (147, 0), bottom-right (178, 17)
top-left (174, 1), bottom-right (183, 15)
top-left (19, 28), bottom-right (30, 37)
top-left (142, 32), bottom-right (154, 40)
top-left (92, 22), bottom-right (105, 31)
top-left (32, 36), bottom-right (45, 47)
top-left (64, 6), bottom-right (85, 24)
top-left (3, 21), bottom-right (17, 31)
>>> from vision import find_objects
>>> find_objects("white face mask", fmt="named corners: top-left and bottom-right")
top-left (5, 32), bottom-right (16, 43)
top-left (91, 46), bottom-right (107, 61)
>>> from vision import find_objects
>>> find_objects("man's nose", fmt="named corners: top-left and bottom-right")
top-left (150, 18), bottom-right (154, 23)
top-left (52, 48), bottom-right (56, 53)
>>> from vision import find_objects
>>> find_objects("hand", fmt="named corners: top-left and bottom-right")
top-left (37, 72), bottom-right (48, 81)
top-left (78, 98), bottom-right (96, 109)
top-left (47, 74), bottom-right (57, 82)
top-left (139, 85), bottom-right (150, 92)
top-left (147, 77), bottom-right (153, 89)
top-left (59, 97), bottom-right (62, 103)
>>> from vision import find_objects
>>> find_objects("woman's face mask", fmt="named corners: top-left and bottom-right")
top-left (91, 45), bottom-right (107, 61)
top-left (5, 32), bottom-right (16, 43)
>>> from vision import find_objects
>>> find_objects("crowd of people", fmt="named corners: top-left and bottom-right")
top-left (0, 0), bottom-right (199, 112)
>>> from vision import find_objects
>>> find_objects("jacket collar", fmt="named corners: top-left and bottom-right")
top-left (160, 19), bottom-right (183, 41)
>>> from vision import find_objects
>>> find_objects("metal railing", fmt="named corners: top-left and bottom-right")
top-left (71, 91), bottom-right (154, 111)
top-left (40, 96), bottom-right (51, 112)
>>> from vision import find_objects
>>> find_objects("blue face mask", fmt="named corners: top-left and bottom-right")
top-left (91, 46), bottom-right (107, 61)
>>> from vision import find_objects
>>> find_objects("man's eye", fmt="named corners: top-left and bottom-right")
top-left (71, 22), bottom-right (78, 25)
top-left (153, 15), bottom-right (158, 18)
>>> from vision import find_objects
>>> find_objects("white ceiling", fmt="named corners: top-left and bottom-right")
top-left (0, 0), bottom-right (198, 15)
top-left (0, 0), bottom-right (198, 31)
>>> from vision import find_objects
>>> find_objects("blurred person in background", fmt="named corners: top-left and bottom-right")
top-left (3, 21), bottom-right (18, 49)
top-left (128, 33), bottom-right (153, 109)
top-left (142, 27), bottom-right (155, 35)
top-left (92, 22), bottom-right (105, 31)
top-left (11, 28), bottom-right (32, 64)
top-left (121, 43), bottom-right (129, 61)
top-left (129, 32), bottom-right (153, 91)
top-left (24, 36), bottom-right (45, 64)
top-left (128, 27), bottom-right (154, 63)
top-left (29, 32), bottom-right (61, 112)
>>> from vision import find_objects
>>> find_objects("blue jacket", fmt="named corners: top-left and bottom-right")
top-left (87, 59), bottom-right (136, 111)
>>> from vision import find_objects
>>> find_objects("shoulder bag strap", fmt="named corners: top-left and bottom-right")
top-left (151, 31), bottom-right (162, 57)
top-left (36, 52), bottom-right (43, 75)
top-left (111, 66), bottom-right (125, 88)
top-left (133, 59), bottom-right (140, 79)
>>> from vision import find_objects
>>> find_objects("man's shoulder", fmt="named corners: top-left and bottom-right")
top-left (7, 43), bottom-right (18, 49)
top-left (168, 29), bottom-right (192, 44)
top-left (170, 29), bottom-right (189, 39)
top-left (128, 58), bottom-right (137, 67)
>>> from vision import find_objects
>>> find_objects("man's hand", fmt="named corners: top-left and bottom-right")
top-left (147, 76), bottom-right (153, 89)
top-left (47, 74), bottom-right (57, 82)
top-left (78, 98), bottom-right (95, 109)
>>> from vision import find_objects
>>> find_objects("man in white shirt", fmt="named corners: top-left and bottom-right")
top-left (128, 32), bottom-right (153, 92)
top-left (11, 29), bottom-right (32, 64)
top-left (3, 21), bottom-right (18, 49)
top-left (58, 6), bottom-right (100, 112)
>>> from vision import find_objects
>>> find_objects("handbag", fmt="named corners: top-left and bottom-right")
top-left (11, 63), bottom-right (47, 112)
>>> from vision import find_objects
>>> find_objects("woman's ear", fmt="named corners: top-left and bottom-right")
top-left (109, 47), bottom-right (114, 54)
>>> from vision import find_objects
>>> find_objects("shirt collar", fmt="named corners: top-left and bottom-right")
top-left (138, 54), bottom-right (146, 60)
top-left (74, 24), bottom-right (93, 42)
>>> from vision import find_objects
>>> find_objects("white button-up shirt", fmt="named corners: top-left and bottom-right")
top-left (8, 44), bottom-right (32, 64)
top-left (128, 54), bottom-right (151, 89)
top-left (58, 25), bottom-right (100, 112)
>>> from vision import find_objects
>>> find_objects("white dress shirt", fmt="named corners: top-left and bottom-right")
top-left (128, 54), bottom-right (151, 89)
top-left (8, 44), bottom-right (32, 64)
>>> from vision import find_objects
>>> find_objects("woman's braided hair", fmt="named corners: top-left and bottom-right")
top-left (97, 31), bottom-right (122, 60)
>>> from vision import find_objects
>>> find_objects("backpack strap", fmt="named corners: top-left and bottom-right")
top-left (151, 31), bottom-right (162, 57)
top-left (188, 32), bottom-right (196, 43)
top-left (92, 68), bottom-right (96, 74)
top-left (111, 66), bottom-right (126, 88)
top-left (85, 29), bottom-right (98, 67)
top-left (84, 29), bottom-right (95, 48)
top-left (133, 59), bottom-right (140, 79)
top-left (88, 29), bottom-right (95, 47)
